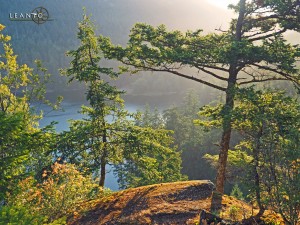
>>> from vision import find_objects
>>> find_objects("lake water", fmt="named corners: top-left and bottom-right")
top-left (39, 102), bottom-right (138, 191)
top-left (38, 93), bottom-right (182, 190)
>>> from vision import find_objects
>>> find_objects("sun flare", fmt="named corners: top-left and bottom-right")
top-left (206, 0), bottom-right (240, 9)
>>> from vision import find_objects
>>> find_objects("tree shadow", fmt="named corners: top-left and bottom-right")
top-left (165, 183), bottom-right (215, 202)
top-left (120, 186), bottom-right (157, 217)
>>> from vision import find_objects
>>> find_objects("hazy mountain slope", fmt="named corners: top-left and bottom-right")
top-left (0, 0), bottom-right (233, 94)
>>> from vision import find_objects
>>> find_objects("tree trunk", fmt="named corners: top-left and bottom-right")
top-left (215, 0), bottom-right (246, 194)
top-left (99, 121), bottom-right (107, 187)
top-left (215, 80), bottom-right (235, 193)
top-left (215, 130), bottom-right (231, 193)
top-left (99, 154), bottom-right (106, 187)
top-left (253, 126), bottom-right (265, 218)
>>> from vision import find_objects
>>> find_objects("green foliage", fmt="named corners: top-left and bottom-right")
top-left (234, 88), bottom-right (300, 225)
top-left (228, 205), bottom-right (240, 222)
top-left (164, 91), bottom-right (205, 148)
top-left (59, 13), bottom-right (130, 186)
top-left (7, 163), bottom-right (102, 223)
top-left (135, 104), bottom-right (164, 129)
top-left (230, 184), bottom-right (244, 200)
top-left (204, 149), bottom-right (252, 182)
top-left (97, 0), bottom-right (300, 194)
top-left (115, 124), bottom-right (186, 189)
top-left (163, 91), bottom-right (220, 180)
top-left (0, 205), bottom-right (47, 225)
top-left (98, 9), bottom-right (299, 90)
top-left (200, 87), bottom-right (300, 224)
top-left (0, 24), bottom-right (60, 201)
top-left (60, 13), bottom-right (186, 190)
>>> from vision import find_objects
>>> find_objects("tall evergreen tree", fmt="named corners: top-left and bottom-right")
top-left (232, 89), bottom-right (300, 224)
top-left (60, 14), bottom-right (129, 187)
top-left (163, 91), bottom-right (219, 180)
top-left (114, 105), bottom-right (185, 189)
top-left (115, 124), bottom-right (185, 189)
top-left (98, 0), bottom-right (300, 193)
top-left (197, 88), bottom-right (300, 223)
top-left (61, 14), bottom-right (185, 188)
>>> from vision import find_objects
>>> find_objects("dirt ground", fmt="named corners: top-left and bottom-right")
top-left (68, 180), bottom-right (283, 225)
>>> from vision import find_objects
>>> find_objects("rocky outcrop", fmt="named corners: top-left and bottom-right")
top-left (68, 180), bottom-right (282, 225)
top-left (69, 180), bottom-right (215, 225)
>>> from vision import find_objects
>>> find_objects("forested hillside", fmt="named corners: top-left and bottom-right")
top-left (0, 1), bottom-right (299, 224)
top-left (1, 0), bottom-right (297, 98)
top-left (0, 0), bottom-right (233, 98)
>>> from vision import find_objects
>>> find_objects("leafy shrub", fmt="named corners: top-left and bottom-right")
top-left (8, 163), bottom-right (105, 223)
top-left (0, 205), bottom-right (46, 225)
top-left (229, 205), bottom-right (240, 221)
top-left (230, 184), bottom-right (244, 200)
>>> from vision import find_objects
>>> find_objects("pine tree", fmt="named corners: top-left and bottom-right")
top-left (60, 14), bottom-right (185, 188)
top-left (97, 0), bottom-right (300, 193)
top-left (197, 88), bottom-right (300, 223)
top-left (60, 14), bottom-right (129, 187)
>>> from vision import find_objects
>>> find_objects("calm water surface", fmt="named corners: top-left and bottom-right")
top-left (38, 93), bottom-right (180, 190)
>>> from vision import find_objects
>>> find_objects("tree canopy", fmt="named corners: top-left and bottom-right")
top-left (0, 24), bottom-right (59, 200)
top-left (58, 14), bottom-right (185, 188)
top-left (96, 0), bottom-right (300, 193)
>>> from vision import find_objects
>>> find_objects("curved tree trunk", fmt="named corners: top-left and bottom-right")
top-left (215, 76), bottom-right (236, 193)
top-left (215, 0), bottom-right (246, 194)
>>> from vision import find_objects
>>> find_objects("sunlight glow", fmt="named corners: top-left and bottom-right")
top-left (206, 0), bottom-right (240, 9)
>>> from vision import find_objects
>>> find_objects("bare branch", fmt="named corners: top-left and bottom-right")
top-left (194, 64), bottom-right (229, 73)
top-left (244, 0), bottom-right (300, 29)
top-left (244, 27), bottom-right (276, 39)
top-left (248, 28), bottom-right (287, 42)
top-left (239, 77), bottom-right (288, 85)
top-left (238, 63), bottom-right (299, 85)
top-left (165, 69), bottom-right (226, 91)
top-left (121, 59), bottom-right (226, 91)
top-left (243, 14), bottom-right (279, 24)
top-left (252, 63), bottom-right (297, 81)
top-left (195, 66), bottom-right (229, 81)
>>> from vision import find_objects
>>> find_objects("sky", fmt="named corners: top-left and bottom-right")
top-left (206, 0), bottom-right (240, 9)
